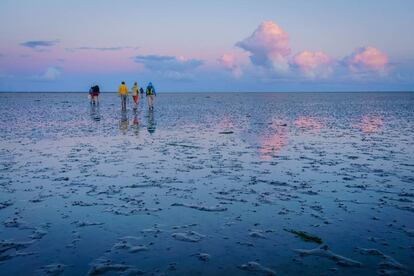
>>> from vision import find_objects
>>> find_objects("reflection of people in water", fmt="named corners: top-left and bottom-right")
top-left (147, 109), bottom-right (156, 134)
top-left (131, 109), bottom-right (140, 135)
top-left (119, 110), bottom-right (128, 134)
top-left (90, 103), bottom-right (101, 121)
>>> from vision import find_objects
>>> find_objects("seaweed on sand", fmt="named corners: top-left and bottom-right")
top-left (284, 228), bottom-right (323, 244)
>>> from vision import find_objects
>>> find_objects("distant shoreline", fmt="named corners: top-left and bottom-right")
top-left (0, 91), bottom-right (413, 94)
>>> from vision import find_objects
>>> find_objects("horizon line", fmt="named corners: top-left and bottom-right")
top-left (0, 91), bottom-right (414, 94)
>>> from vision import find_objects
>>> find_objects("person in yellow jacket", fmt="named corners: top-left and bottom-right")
top-left (131, 82), bottom-right (139, 110)
top-left (118, 81), bottom-right (128, 111)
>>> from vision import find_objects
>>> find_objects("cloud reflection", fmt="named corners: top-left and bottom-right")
top-left (258, 119), bottom-right (288, 160)
top-left (354, 115), bottom-right (383, 133)
top-left (119, 111), bottom-right (128, 134)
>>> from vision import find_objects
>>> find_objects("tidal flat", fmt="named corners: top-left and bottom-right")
top-left (0, 92), bottom-right (413, 275)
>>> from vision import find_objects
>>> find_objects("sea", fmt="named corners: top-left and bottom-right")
top-left (0, 92), bottom-right (413, 275)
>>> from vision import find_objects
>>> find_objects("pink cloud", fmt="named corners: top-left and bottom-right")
top-left (347, 46), bottom-right (388, 72)
top-left (218, 53), bottom-right (237, 70)
top-left (292, 51), bottom-right (332, 78)
top-left (218, 53), bottom-right (242, 78)
top-left (236, 21), bottom-right (291, 72)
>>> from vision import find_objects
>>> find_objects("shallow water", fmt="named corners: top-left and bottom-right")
top-left (0, 92), bottom-right (413, 275)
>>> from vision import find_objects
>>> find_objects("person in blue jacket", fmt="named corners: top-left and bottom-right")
top-left (146, 82), bottom-right (156, 110)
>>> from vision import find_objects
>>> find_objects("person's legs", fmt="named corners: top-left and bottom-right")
top-left (133, 96), bottom-right (138, 109)
top-left (121, 95), bottom-right (126, 110)
top-left (149, 95), bottom-right (154, 110)
top-left (150, 95), bottom-right (155, 110)
top-left (147, 96), bottom-right (151, 110)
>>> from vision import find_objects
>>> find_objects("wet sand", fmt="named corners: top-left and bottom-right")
top-left (0, 92), bottom-right (413, 275)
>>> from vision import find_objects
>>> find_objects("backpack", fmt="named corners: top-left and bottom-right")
top-left (93, 85), bottom-right (100, 93)
top-left (146, 87), bottom-right (154, 95)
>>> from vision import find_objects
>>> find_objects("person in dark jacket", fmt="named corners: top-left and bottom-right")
top-left (89, 85), bottom-right (100, 105)
top-left (92, 85), bottom-right (100, 105)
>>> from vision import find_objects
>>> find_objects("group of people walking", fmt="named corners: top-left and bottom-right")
top-left (89, 81), bottom-right (156, 111)
top-left (118, 81), bottom-right (156, 111)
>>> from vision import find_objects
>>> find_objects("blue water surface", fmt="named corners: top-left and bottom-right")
top-left (0, 92), bottom-right (413, 275)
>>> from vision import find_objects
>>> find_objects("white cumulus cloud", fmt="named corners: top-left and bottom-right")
top-left (291, 51), bottom-right (332, 79)
top-left (236, 21), bottom-right (291, 72)
top-left (346, 46), bottom-right (388, 73)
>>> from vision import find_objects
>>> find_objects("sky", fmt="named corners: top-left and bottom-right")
top-left (0, 0), bottom-right (413, 92)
